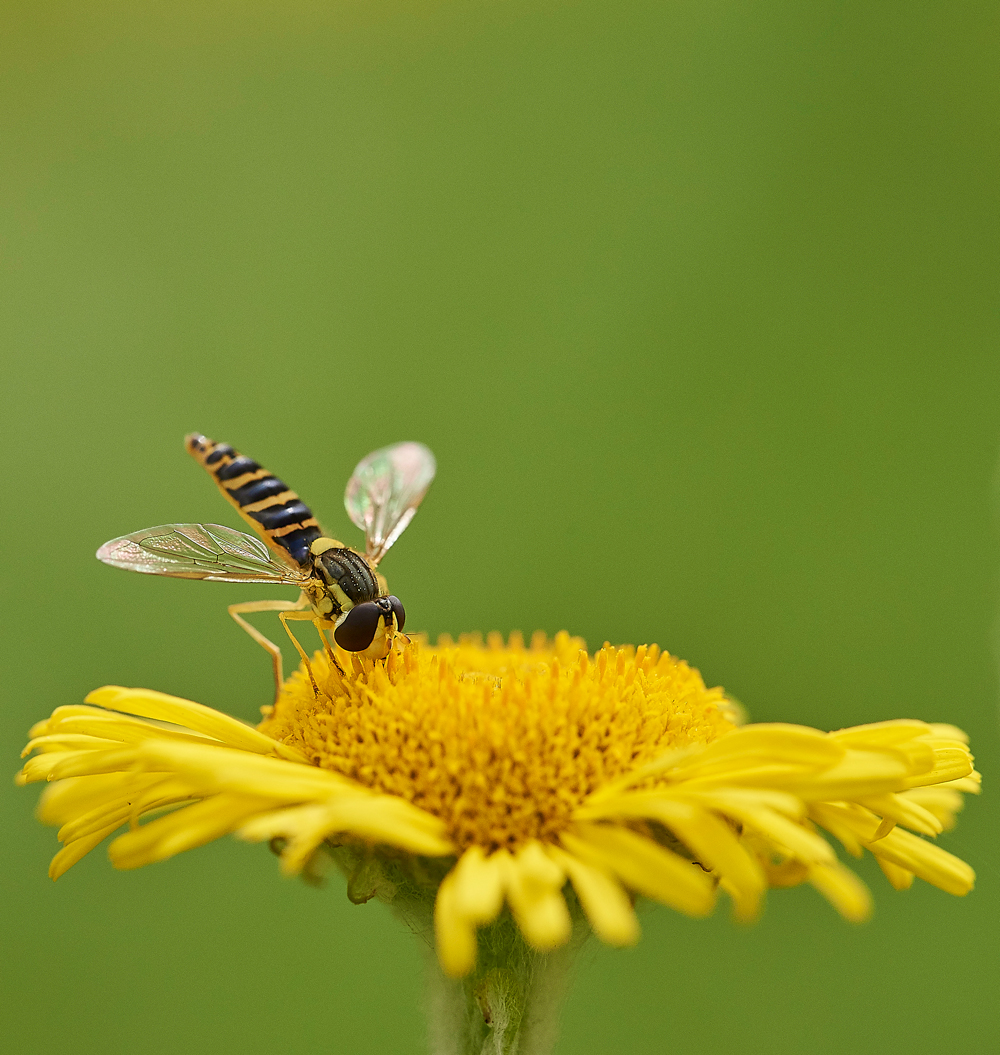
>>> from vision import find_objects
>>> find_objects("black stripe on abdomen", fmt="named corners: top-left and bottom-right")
top-left (215, 455), bottom-right (260, 481)
top-left (205, 443), bottom-right (235, 465)
top-left (274, 525), bottom-right (322, 565)
top-left (249, 501), bottom-right (313, 532)
top-left (228, 476), bottom-right (288, 505)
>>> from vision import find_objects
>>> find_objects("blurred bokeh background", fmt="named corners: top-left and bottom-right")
top-left (2, 2), bottom-right (997, 1052)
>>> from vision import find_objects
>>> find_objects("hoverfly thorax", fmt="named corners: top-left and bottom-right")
top-left (307, 538), bottom-right (381, 613)
top-left (304, 540), bottom-right (408, 657)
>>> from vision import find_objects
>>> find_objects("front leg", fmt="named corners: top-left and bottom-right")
top-left (310, 619), bottom-right (346, 677)
top-left (279, 609), bottom-right (326, 698)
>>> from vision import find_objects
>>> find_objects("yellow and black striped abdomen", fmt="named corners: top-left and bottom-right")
top-left (185, 433), bottom-right (322, 568)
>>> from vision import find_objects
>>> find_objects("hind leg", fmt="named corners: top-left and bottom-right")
top-left (228, 596), bottom-right (309, 702)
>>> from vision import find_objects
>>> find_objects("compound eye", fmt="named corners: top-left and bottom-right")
top-left (388, 595), bottom-right (406, 631)
top-left (334, 602), bottom-right (382, 652)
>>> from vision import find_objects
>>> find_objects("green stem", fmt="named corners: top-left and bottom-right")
top-left (320, 845), bottom-right (587, 1055)
top-left (423, 914), bottom-right (587, 1055)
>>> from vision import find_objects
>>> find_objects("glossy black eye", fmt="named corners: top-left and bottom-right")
top-left (334, 602), bottom-right (382, 652)
top-left (388, 595), bottom-right (405, 631)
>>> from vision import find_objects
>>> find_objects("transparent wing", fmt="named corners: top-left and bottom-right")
top-left (344, 442), bottom-right (436, 566)
top-left (96, 524), bottom-right (309, 584)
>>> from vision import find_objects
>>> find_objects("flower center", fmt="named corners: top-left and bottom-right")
top-left (259, 631), bottom-right (737, 853)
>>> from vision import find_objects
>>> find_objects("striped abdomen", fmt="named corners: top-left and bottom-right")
top-left (185, 433), bottom-right (322, 568)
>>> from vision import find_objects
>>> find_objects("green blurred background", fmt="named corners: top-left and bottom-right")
top-left (2, 2), bottom-right (997, 1052)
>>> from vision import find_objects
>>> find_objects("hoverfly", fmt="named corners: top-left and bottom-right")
top-left (97, 434), bottom-right (435, 700)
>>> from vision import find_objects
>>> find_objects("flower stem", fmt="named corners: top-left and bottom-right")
top-left (424, 914), bottom-right (586, 1055)
top-left (322, 845), bottom-right (586, 1055)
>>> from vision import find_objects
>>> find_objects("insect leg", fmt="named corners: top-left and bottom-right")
top-left (228, 596), bottom-right (309, 702)
top-left (313, 620), bottom-right (346, 676)
top-left (279, 610), bottom-right (324, 698)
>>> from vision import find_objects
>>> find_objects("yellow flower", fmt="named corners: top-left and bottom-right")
top-left (19, 632), bottom-right (979, 982)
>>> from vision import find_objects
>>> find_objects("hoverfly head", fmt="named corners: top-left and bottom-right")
top-left (334, 595), bottom-right (405, 655)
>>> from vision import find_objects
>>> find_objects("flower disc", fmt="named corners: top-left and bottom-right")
top-left (258, 631), bottom-right (738, 852)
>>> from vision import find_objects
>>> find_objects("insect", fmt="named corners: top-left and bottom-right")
top-left (97, 434), bottom-right (436, 700)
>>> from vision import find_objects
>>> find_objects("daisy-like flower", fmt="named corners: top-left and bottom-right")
top-left (20, 632), bottom-right (979, 1055)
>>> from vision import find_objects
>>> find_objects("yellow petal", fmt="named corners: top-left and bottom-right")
top-left (450, 846), bottom-right (504, 923)
top-left (685, 790), bottom-right (835, 865)
top-left (21, 734), bottom-right (125, 757)
top-left (36, 772), bottom-right (161, 825)
top-left (563, 824), bottom-right (715, 918)
top-left (898, 746), bottom-right (974, 789)
top-left (109, 794), bottom-right (279, 869)
top-left (899, 786), bottom-right (965, 830)
top-left (135, 740), bottom-right (353, 800)
top-left (866, 827), bottom-right (975, 896)
top-left (807, 811), bottom-right (863, 858)
top-left (877, 857), bottom-right (914, 890)
top-left (640, 797), bottom-right (766, 921)
top-left (245, 804), bottom-right (340, 875)
top-left (578, 792), bottom-right (766, 920)
top-left (580, 786), bottom-right (804, 821)
top-left (781, 750), bottom-right (912, 801)
top-left (434, 870), bottom-right (478, 979)
top-left (238, 796), bottom-right (453, 868)
top-left (548, 845), bottom-right (639, 946)
top-left (828, 719), bottom-right (931, 746)
top-left (684, 724), bottom-right (844, 769)
top-left (33, 746), bottom-right (145, 782)
top-left (85, 686), bottom-right (306, 761)
top-left (49, 822), bottom-right (124, 880)
top-left (926, 723), bottom-right (969, 743)
top-left (811, 801), bottom-right (975, 896)
top-left (496, 844), bottom-right (572, 952)
top-left (586, 746), bottom-right (701, 802)
top-left (808, 862), bottom-right (872, 922)
top-left (57, 802), bottom-right (133, 844)
top-left (756, 854), bottom-right (810, 888)
top-left (513, 840), bottom-right (564, 888)
top-left (34, 711), bottom-right (221, 749)
top-left (872, 816), bottom-right (897, 840)
top-left (17, 752), bottom-right (83, 785)
top-left (57, 780), bottom-right (196, 843)
top-left (27, 704), bottom-right (113, 739)
top-left (857, 793), bottom-right (943, 837)
top-left (935, 774), bottom-right (980, 794)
